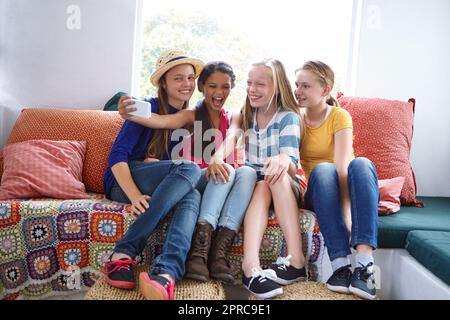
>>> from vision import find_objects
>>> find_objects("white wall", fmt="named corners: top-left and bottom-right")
top-left (0, 0), bottom-right (139, 147)
top-left (354, 0), bottom-right (450, 196)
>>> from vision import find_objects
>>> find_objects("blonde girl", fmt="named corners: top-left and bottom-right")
top-left (211, 59), bottom-right (306, 299)
top-left (295, 61), bottom-right (379, 300)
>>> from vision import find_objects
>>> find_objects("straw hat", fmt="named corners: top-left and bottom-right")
top-left (150, 49), bottom-right (205, 87)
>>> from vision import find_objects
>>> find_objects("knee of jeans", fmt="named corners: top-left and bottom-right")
top-left (224, 163), bottom-right (236, 181)
top-left (309, 163), bottom-right (339, 190)
top-left (190, 188), bottom-right (201, 202)
top-left (175, 161), bottom-right (201, 187)
top-left (348, 157), bottom-right (375, 175)
top-left (236, 166), bottom-right (257, 184)
top-left (311, 163), bottom-right (337, 179)
top-left (183, 188), bottom-right (201, 214)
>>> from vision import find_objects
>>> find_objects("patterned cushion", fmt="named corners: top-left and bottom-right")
top-left (0, 140), bottom-right (89, 200)
top-left (0, 108), bottom-right (124, 193)
top-left (0, 196), bottom-right (324, 300)
top-left (378, 177), bottom-right (406, 215)
top-left (337, 94), bottom-right (422, 207)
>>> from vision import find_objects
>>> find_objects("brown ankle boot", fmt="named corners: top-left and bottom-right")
top-left (185, 223), bottom-right (212, 282)
top-left (208, 227), bottom-right (236, 284)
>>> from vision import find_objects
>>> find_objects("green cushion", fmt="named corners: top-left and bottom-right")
top-left (406, 230), bottom-right (450, 286)
top-left (103, 91), bottom-right (134, 111)
top-left (378, 197), bottom-right (450, 248)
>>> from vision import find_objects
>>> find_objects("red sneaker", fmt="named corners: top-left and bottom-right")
top-left (139, 272), bottom-right (175, 300)
top-left (101, 258), bottom-right (138, 289)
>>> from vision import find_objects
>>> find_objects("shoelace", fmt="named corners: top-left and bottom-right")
top-left (156, 274), bottom-right (175, 300)
top-left (167, 278), bottom-right (175, 300)
top-left (195, 230), bottom-right (209, 257)
top-left (102, 259), bottom-right (137, 275)
top-left (275, 255), bottom-right (292, 271)
top-left (250, 267), bottom-right (277, 284)
top-left (215, 235), bottom-right (234, 265)
top-left (356, 262), bottom-right (376, 285)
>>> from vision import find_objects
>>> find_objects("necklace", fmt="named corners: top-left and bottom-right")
top-left (256, 106), bottom-right (277, 130)
top-left (305, 106), bottom-right (330, 128)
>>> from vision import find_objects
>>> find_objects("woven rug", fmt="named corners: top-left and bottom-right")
top-left (84, 266), bottom-right (225, 300)
top-left (248, 281), bottom-right (363, 300)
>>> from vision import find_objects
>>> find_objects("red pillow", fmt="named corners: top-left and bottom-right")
top-left (378, 177), bottom-right (405, 215)
top-left (0, 140), bottom-right (89, 199)
top-left (337, 93), bottom-right (423, 207)
top-left (0, 108), bottom-right (124, 193)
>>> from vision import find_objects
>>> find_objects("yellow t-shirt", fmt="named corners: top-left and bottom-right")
top-left (300, 106), bottom-right (354, 178)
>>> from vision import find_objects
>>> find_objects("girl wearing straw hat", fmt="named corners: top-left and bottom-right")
top-left (102, 49), bottom-right (204, 300)
top-left (119, 61), bottom-right (257, 285)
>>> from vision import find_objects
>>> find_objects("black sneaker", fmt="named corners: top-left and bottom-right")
top-left (326, 264), bottom-right (352, 294)
top-left (242, 268), bottom-right (283, 299)
top-left (349, 262), bottom-right (377, 300)
top-left (270, 255), bottom-right (307, 285)
top-left (102, 257), bottom-right (138, 289)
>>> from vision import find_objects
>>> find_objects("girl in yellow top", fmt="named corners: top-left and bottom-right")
top-left (295, 61), bottom-right (379, 300)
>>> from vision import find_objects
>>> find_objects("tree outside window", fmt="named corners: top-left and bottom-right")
top-left (140, 0), bottom-right (353, 111)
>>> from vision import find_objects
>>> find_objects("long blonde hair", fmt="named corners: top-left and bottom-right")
top-left (295, 60), bottom-right (339, 107)
top-left (145, 75), bottom-right (189, 159)
top-left (240, 59), bottom-right (300, 135)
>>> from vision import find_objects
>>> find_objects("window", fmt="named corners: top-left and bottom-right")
top-left (139, 0), bottom-right (354, 111)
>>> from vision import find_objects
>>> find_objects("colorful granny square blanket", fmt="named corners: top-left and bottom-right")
top-left (0, 195), bottom-right (324, 299)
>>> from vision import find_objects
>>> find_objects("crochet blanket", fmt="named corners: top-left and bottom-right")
top-left (0, 194), bottom-right (324, 300)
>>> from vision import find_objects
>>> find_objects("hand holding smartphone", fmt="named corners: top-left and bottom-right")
top-left (126, 99), bottom-right (151, 118)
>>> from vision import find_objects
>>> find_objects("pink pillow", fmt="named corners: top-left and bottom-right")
top-left (337, 93), bottom-right (423, 207)
top-left (0, 140), bottom-right (89, 199)
top-left (378, 177), bottom-right (406, 215)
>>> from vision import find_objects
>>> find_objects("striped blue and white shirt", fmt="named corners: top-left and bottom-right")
top-left (245, 107), bottom-right (301, 176)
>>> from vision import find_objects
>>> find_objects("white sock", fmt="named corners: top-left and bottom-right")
top-left (331, 256), bottom-right (351, 273)
top-left (355, 253), bottom-right (374, 270)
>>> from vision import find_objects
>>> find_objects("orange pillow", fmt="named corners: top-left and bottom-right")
top-left (0, 140), bottom-right (89, 199)
top-left (337, 93), bottom-right (423, 207)
top-left (378, 177), bottom-right (406, 215)
top-left (0, 108), bottom-right (124, 193)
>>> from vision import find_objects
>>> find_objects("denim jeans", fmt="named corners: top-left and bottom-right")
top-left (196, 165), bottom-right (257, 232)
top-left (304, 158), bottom-right (379, 261)
top-left (108, 160), bottom-right (201, 280)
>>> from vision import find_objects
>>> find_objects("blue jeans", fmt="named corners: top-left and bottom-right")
top-left (304, 158), bottom-right (379, 261)
top-left (108, 160), bottom-right (201, 280)
top-left (196, 165), bottom-right (257, 232)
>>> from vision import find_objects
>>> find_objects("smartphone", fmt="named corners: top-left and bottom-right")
top-left (126, 99), bottom-right (151, 118)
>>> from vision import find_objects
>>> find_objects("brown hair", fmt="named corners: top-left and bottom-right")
top-left (240, 59), bottom-right (300, 136)
top-left (194, 61), bottom-right (236, 154)
top-left (145, 75), bottom-right (189, 159)
top-left (296, 60), bottom-right (339, 107)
